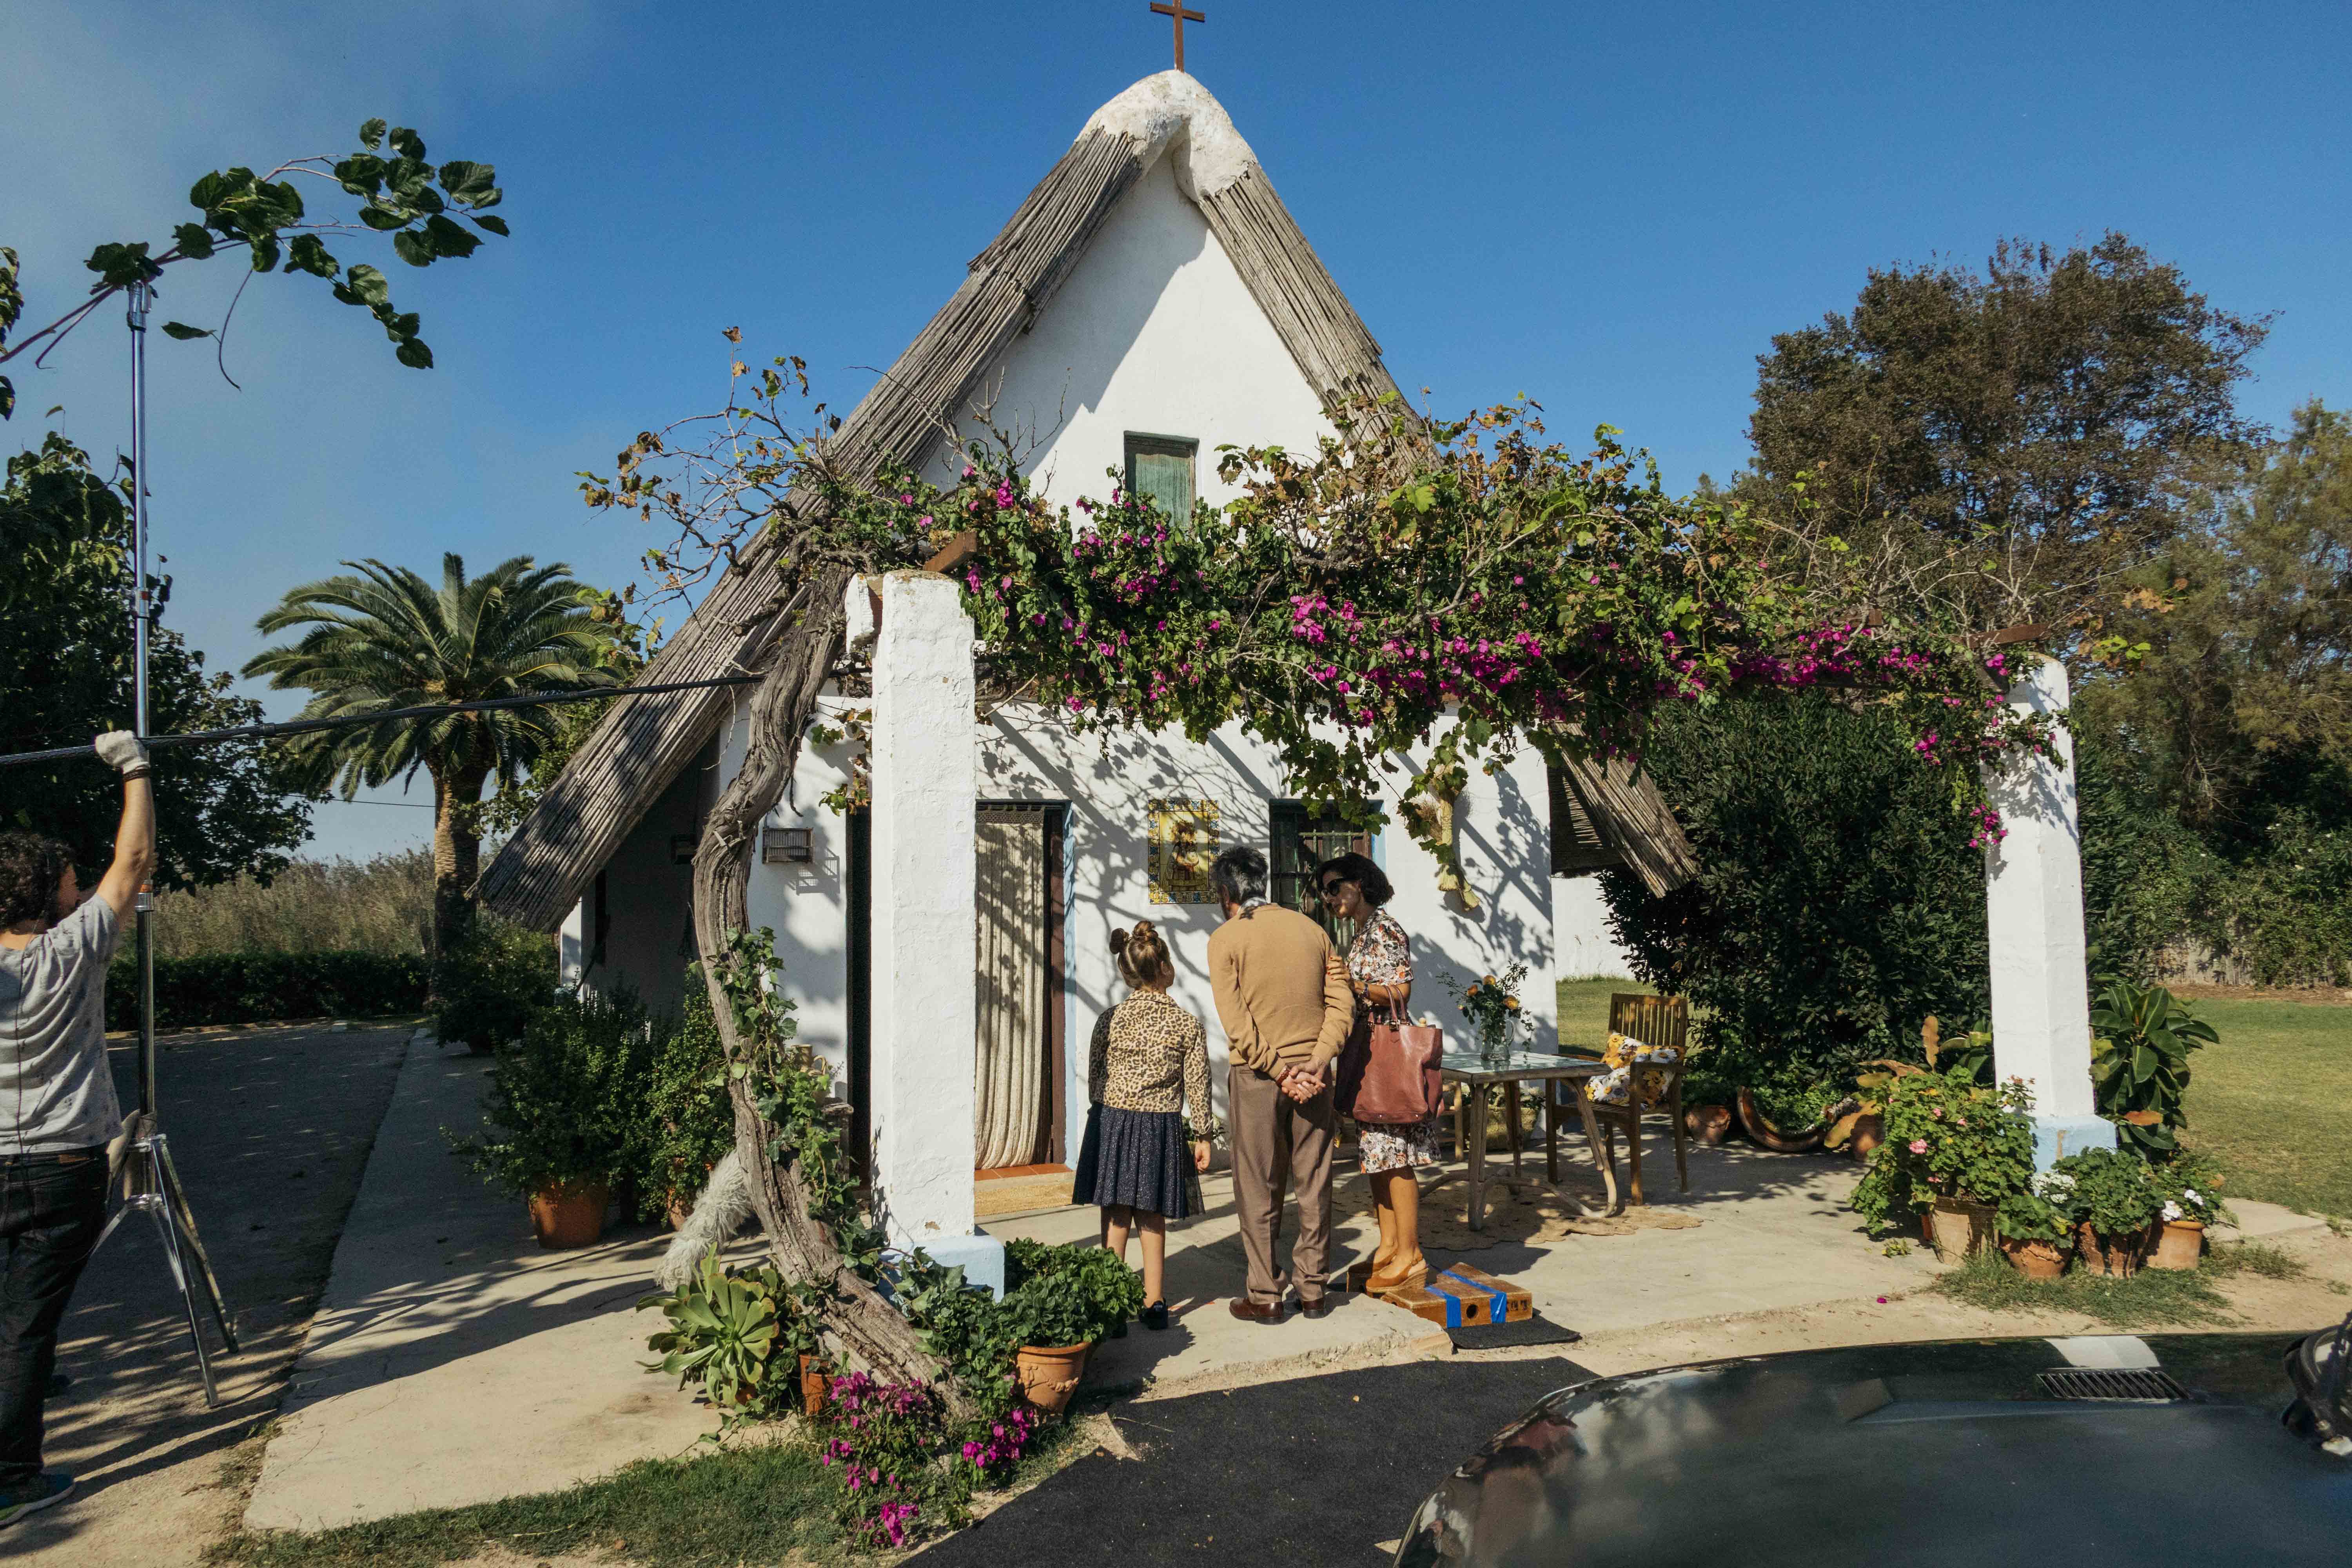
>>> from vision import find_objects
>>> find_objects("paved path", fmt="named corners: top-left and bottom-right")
top-left (13, 1022), bottom-right (412, 1564)
top-left (241, 1033), bottom-right (715, 1530)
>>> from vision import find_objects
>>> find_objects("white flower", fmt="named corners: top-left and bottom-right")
top-left (2182, 1188), bottom-right (2202, 1205)
top-left (2162, 1200), bottom-right (2184, 1223)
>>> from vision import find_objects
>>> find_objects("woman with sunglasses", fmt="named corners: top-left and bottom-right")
top-left (1315, 852), bottom-right (1432, 1294)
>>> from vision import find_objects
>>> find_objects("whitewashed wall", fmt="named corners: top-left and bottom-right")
top-left (1552, 875), bottom-right (1634, 981)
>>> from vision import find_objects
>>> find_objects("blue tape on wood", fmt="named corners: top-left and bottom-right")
top-left (1443, 1268), bottom-right (1510, 1323)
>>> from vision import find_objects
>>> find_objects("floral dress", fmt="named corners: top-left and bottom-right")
top-left (1347, 910), bottom-right (1439, 1173)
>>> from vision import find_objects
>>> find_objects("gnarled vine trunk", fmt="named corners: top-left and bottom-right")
top-left (687, 566), bottom-right (968, 1418)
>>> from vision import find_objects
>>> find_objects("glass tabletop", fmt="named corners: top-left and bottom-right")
top-left (1439, 1051), bottom-right (1606, 1080)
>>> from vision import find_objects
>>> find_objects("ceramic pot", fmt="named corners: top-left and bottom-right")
top-left (2002, 1238), bottom-right (2068, 1279)
top-left (2076, 1222), bottom-right (2148, 1278)
top-left (2148, 1219), bottom-right (2205, 1272)
top-left (1684, 1104), bottom-right (1733, 1146)
top-left (799, 1353), bottom-right (830, 1417)
top-left (1928, 1196), bottom-right (1997, 1263)
top-left (1014, 1342), bottom-right (1091, 1415)
top-left (527, 1179), bottom-right (610, 1249)
top-left (1848, 1113), bottom-right (1886, 1162)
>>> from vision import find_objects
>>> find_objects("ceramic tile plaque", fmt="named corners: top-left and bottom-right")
top-left (1147, 797), bottom-right (1220, 904)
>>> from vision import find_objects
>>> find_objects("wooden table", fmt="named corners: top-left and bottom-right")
top-left (1430, 1051), bottom-right (1618, 1230)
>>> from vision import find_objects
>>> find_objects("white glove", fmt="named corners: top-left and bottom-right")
top-left (95, 730), bottom-right (151, 774)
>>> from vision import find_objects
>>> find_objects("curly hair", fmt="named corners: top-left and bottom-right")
top-left (0, 833), bottom-right (75, 931)
top-left (1314, 851), bottom-right (1393, 909)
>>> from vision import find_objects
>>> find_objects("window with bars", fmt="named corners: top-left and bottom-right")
top-left (1124, 432), bottom-right (1197, 524)
top-left (1268, 800), bottom-right (1371, 949)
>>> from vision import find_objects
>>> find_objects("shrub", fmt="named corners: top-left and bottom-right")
top-left (431, 917), bottom-right (559, 1052)
top-left (2046, 1146), bottom-right (2165, 1238)
top-left (2088, 976), bottom-right (2216, 1156)
top-left (146, 849), bottom-right (433, 958)
top-left (2150, 1147), bottom-right (2233, 1228)
top-left (641, 969), bottom-right (736, 1220)
top-left (1601, 695), bottom-right (1991, 1119)
top-left (452, 988), bottom-right (655, 1197)
top-left (107, 948), bottom-right (428, 1029)
top-left (1850, 1068), bottom-right (2037, 1230)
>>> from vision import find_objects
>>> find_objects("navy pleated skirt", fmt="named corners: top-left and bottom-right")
top-left (1073, 1105), bottom-right (1202, 1220)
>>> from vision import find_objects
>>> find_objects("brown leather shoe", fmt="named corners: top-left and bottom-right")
top-left (1228, 1297), bottom-right (1285, 1324)
top-left (1296, 1292), bottom-right (1337, 1319)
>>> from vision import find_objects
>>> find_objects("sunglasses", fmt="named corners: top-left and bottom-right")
top-left (1318, 881), bottom-right (1349, 899)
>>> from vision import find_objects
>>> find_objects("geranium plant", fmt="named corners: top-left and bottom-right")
top-left (2048, 1146), bottom-right (2164, 1239)
top-left (2150, 1148), bottom-right (2232, 1228)
top-left (1850, 1069), bottom-right (2037, 1229)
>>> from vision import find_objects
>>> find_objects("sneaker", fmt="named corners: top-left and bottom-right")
top-left (0, 1473), bottom-right (74, 1528)
top-left (1141, 1300), bottom-right (1170, 1331)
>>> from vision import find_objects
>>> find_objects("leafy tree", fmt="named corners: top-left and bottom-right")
top-left (1, 434), bottom-right (310, 883)
top-left (1742, 234), bottom-right (2268, 646)
top-left (0, 120), bottom-right (505, 417)
top-left (244, 554), bottom-right (618, 953)
top-left (478, 585), bottom-right (661, 837)
top-left (1599, 693), bottom-right (1991, 1120)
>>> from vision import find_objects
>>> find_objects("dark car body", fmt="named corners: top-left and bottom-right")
top-left (1394, 1333), bottom-right (2351, 1566)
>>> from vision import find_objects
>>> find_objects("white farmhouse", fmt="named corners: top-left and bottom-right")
top-left (480, 73), bottom-right (1688, 1282)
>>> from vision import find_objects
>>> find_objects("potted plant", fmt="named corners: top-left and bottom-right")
top-left (1442, 962), bottom-right (1530, 1066)
top-left (450, 991), bottom-right (652, 1248)
top-left (639, 1254), bottom-right (782, 1413)
top-left (2049, 1147), bottom-right (2162, 1276)
top-left (1849, 1068), bottom-right (2036, 1261)
top-left (642, 974), bottom-right (736, 1227)
top-left (1003, 1269), bottom-right (1094, 1416)
top-left (2089, 977), bottom-right (2216, 1159)
top-left (2146, 1149), bottom-right (2231, 1271)
top-left (1995, 1179), bottom-right (2074, 1279)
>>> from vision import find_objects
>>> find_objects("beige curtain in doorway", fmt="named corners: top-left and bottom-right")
top-left (974, 808), bottom-right (1047, 1170)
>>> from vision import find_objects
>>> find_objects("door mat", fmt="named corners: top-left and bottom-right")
top-left (1445, 1313), bottom-right (1583, 1350)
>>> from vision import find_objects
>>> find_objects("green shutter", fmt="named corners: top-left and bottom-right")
top-left (1124, 433), bottom-right (1196, 524)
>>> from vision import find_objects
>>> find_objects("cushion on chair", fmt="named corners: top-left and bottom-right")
top-left (1582, 1031), bottom-right (1681, 1109)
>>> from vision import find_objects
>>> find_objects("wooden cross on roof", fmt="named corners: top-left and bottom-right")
top-left (1150, 1), bottom-right (1205, 73)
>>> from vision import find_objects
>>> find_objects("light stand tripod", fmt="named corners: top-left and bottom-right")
top-left (84, 278), bottom-right (240, 1408)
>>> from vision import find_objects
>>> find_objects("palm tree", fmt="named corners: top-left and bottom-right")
top-left (245, 553), bottom-right (617, 953)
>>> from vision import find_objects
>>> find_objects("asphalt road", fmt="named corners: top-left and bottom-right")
top-left (919, 1356), bottom-right (1593, 1567)
top-left (10, 1021), bottom-right (412, 1563)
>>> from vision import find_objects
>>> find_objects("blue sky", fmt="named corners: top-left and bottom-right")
top-left (9, 1), bottom-right (2348, 859)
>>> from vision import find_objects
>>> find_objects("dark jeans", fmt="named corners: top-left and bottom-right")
top-left (0, 1149), bottom-right (107, 1488)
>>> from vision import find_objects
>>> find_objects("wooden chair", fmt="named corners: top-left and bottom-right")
top-left (1578, 993), bottom-right (1691, 1206)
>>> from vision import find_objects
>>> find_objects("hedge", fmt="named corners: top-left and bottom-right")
top-left (105, 949), bottom-right (429, 1031)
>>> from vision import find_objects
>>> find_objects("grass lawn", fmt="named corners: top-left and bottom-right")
top-left (213, 1441), bottom-right (845, 1568)
top-left (1555, 976), bottom-right (1655, 1049)
top-left (2181, 995), bottom-right (2352, 1221)
top-left (1928, 1239), bottom-right (2310, 1328)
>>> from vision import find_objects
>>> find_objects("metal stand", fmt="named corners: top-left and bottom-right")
top-left (80, 279), bottom-right (239, 1407)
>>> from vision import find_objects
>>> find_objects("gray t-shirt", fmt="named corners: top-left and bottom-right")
top-left (0, 897), bottom-right (125, 1152)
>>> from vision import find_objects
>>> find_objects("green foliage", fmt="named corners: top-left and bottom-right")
top-left (1994, 1187), bottom-right (2072, 1245)
top-left (1441, 962), bottom-right (1532, 1048)
top-left (2046, 1146), bottom-right (2165, 1237)
top-left (149, 851), bottom-right (432, 958)
top-left (429, 918), bottom-right (557, 1053)
top-left (452, 988), bottom-right (653, 1198)
top-left (1850, 1068), bottom-right (2038, 1229)
top-left (894, 1258), bottom-right (1023, 1421)
top-left (642, 972), bottom-right (736, 1216)
top-left (244, 552), bottom-right (621, 951)
top-left (2089, 976), bottom-right (2216, 1156)
top-left (639, 1254), bottom-right (819, 1426)
top-left (1, 435), bottom-right (310, 887)
top-left (2150, 1147), bottom-right (2233, 1229)
top-left (1742, 232), bottom-right (2265, 643)
top-left (1931, 1247), bottom-right (2238, 1329)
top-left (105, 949), bottom-right (426, 1030)
top-left (1602, 694), bottom-right (1992, 1118)
top-left (0, 120), bottom-right (507, 418)
top-left (1001, 1240), bottom-right (1143, 1345)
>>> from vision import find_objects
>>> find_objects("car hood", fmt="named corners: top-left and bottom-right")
top-left (1394, 1334), bottom-right (2351, 1567)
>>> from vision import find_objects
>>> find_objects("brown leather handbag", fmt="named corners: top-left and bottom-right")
top-left (1336, 1000), bottom-right (1445, 1125)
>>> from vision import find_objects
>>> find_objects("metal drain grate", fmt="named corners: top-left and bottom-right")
top-left (2037, 1368), bottom-right (2190, 1403)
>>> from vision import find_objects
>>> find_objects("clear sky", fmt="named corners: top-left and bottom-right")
top-left (9, 1), bottom-right (2348, 860)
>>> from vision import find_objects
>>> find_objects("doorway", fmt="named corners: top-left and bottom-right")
top-left (974, 802), bottom-right (1068, 1172)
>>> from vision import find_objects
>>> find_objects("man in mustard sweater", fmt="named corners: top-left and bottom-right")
top-left (1207, 846), bottom-right (1352, 1321)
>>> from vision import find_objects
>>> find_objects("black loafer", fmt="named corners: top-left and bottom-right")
top-left (1141, 1300), bottom-right (1170, 1331)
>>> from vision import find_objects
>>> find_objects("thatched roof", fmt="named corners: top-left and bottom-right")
top-left (1549, 755), bottom-right (1698, 897)
top-left (478, 72), bottom-right (1694, 928)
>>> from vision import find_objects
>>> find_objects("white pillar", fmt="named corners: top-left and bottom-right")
top-left (864, 571), bottom-right (1004, 1295)
top-left (1982, 655), bottom-right (2114, 1168)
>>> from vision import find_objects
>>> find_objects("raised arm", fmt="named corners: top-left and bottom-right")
top-left (92, 731), bottom-right (156, 921)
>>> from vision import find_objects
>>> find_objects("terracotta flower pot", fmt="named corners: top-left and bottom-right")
top-left (527, 1179), bottom-right (610, 1249)
top-left (1848, 1113), bottom-right (1885, 1163)
top-left (2076, 1222), bottom-right (2148, 1278)
top-left (2002, 1237), bottom-right (2069, 1279)
top-left (1014, 1342), bottom-right (1090, 1416)
top-left (799, 1353), bottom-right (830, 1417)
top-left (2148, 1219), bottom-right (2205, 1272)
top-left (1684, 1104), bottom-right (1733, 1146)
top-left (1928, 1196), bottom-right (1997, 1263)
